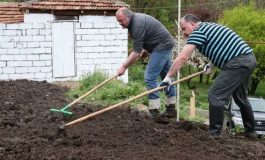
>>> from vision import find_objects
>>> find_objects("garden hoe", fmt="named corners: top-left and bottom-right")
top-left (50, 75), bottom-right (117, 115)
top-left (59, 70), bottom-right (206, 130)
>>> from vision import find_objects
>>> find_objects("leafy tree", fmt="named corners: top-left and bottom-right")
top-left (218, 4), bottom-right (265, 94)
top-left (123, 0), bottom-right (176, 33)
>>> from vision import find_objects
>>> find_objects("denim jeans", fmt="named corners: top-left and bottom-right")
top-left (144, 49), bottom-right (176, 100)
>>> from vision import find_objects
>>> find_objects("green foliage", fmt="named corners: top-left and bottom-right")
top-left (67, 63), bottom-right (264, 124)
top-left (252, 44), bottom-right (265, 82)
top-left (233, 125), bottom-right (245, 134)
top-left (155, 9), bottom-right (175, 33)
top-left (179, 105), bottom-right (206, 123)
top-left (128, 62), bottom-right (145, 84)
top-left (66, 63), bottom-right (212, 122)
top-left (218, 5), bottom-right (265, 42)
top-left (179, 73), bottom-right (210, 110)
top-left (67, 70), bottom-right (147, 107)
top-left (123, 0), bottom-right (176, 34)
top-left (255, 80), bottom-right (265, 97)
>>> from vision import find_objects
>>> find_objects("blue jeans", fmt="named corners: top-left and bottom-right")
top-left (144, 49), bottom-right (176, 100)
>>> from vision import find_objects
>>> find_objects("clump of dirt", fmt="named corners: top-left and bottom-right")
top-left (0, 80), bottom-right (264, 160)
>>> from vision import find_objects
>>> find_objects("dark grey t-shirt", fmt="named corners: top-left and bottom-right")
top-left (128, 13), bottom-right (175, 53)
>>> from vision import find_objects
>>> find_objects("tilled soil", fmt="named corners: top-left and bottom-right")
top-left (0, 80), bottom-right (265, 160)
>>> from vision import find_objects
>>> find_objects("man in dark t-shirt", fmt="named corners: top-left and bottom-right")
top-left (160, 14), bottom-right (257, 138)
top-left (115, 7), bottom-right (176, 123)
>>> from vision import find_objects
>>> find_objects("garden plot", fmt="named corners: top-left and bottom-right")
top-left (0, 80), bottom-right (265, 160)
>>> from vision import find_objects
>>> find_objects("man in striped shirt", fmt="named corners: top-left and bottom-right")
top-left (161, 14), bottom-right (257, 138)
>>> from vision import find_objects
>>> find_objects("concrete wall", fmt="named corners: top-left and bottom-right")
top-left (0, 15), bottom-right (128, 82)
top-left (24, 13), bottom-right (54, 23)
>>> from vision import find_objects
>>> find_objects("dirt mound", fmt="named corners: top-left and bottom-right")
top-left (0, 80), bottom-right (265, 160)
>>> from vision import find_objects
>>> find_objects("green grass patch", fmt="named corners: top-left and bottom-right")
top-left (67, 69), bottom-right (148, 107)
top-left (179, 105), bottom-right (206, 123)
top-left (66, 63), bottom-right (264, 123)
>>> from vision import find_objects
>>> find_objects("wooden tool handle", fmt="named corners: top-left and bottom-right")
top-left (63, 70), bottom-right (205, 127)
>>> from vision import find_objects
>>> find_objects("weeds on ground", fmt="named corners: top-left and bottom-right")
top-left (68, 62), bottom-right (265, 125)
top-left (66, 63), bottom-right (209, 123)
top-left (67, 70), bottom-right (148, 107)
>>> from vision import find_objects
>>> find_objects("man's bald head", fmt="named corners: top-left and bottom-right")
top-left (116, 7), bottom-right (133, 17)
top-left (116, 7), bottom-right (133, 28)
top-left (180, 14), bottom-right (201, 38)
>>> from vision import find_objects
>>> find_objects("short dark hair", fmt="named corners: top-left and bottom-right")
top-left (182, 14), bottom-right (201, 23)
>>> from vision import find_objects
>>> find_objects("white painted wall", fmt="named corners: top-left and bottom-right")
top-left (77, 15), bottom-right (128, 82)
top-left (24, 13), bottom-right (54, 23)
top-left (0, 15), bottom-right (128, 82)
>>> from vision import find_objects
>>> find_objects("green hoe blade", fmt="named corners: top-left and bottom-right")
top-left (50, 105), bottom-right (73, 115)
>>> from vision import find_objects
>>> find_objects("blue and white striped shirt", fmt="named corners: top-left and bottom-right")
top-left (187, 22), bottom-right (252, 69)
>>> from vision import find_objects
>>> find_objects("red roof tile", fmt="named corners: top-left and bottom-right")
top-left (22, 0), bottom-right (127, 11)
top-left (0, 3), bottom-right (23, 24)
top-left (0, 1), bottom-right (128, 24)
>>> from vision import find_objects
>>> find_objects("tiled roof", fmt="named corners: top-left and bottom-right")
top-left (0, 0), bottom-right (128, 24)
top-left (22, 0), bottom-right (127, 11)
top-left (0, 3), bottom-right (23, 24)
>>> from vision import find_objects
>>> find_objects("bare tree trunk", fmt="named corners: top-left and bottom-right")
top-left (185, 66), bottom-right (197, 89)
top-left (199, 74), bottom-right (203, 83)
top-left (206, 74), bottom-right (210, 84)
top-left (256, 0), bottom-right (265, 9)
top-left (249, 78), bottom-right (259, 95)
top-left (243, 0), bottom-right (249, 5)
top-left (212, 71), bottom-right (219, 80)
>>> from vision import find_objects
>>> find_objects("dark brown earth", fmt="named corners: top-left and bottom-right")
top-left (0, 80), bottom-right (265, 160)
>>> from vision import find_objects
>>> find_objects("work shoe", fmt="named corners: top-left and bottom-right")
top-left (245, 131), bottom-right (258, 140)
top-left (208, 130), bottom-right (222, 140)
top-left (149, 109), bottom-right (169, 124)
top-left (161, 104), bottom-right (177, 118)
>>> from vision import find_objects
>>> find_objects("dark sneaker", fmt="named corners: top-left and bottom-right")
top-left (208, 130), bottom-right (222, 140)
top-left (149, 109), bottom-right (169, 124)
top-left (162, 104), bottom-right (177, 118)
top-left (209, 134), bottom-right (222, 140)
top-left (245, 131), bottom-right (258, 139)
top-left (162, 110), bottom-right (177, 118)
top-left (152, 116), bottom-right (170, 124)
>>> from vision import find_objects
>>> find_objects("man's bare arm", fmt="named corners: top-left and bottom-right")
top-left (167, 44), bottom-right (196, 77)
top-left (116, 51), bottom-right (141, 76)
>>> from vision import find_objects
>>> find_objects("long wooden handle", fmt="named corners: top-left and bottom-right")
top-left (62, 70), bottom-right (205, 127)
top-left (67, 75), bottom-right (117, 107)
